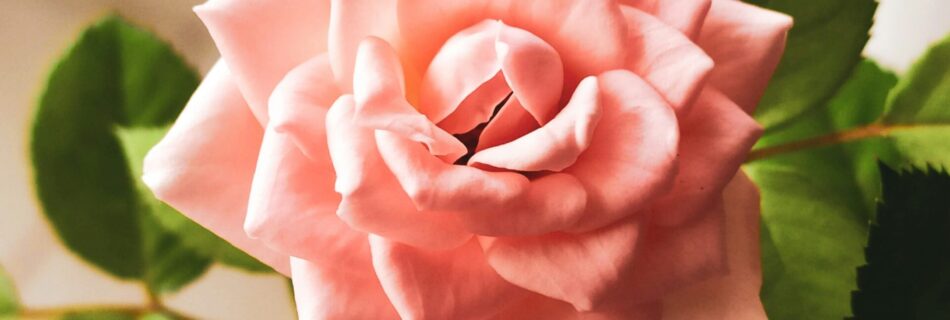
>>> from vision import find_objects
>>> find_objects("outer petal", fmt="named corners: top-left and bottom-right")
top-left (698, 0), bottom-right (793, 113)
top-left (370, 236), bottom-right (525, 320)
top-left (482, 219), bottom-right (642, 311)
top-left (469, 77), bottom-right (601, 172)
top-left (492, 293), bottom-right (578, 320)
top-left (617, 201), bottom-right (728, 306)
top-left (290, 257), bottom-right (399, 319)
top-left (376, 131), bottom-right (588, 236)
top-left (326, 96), bottom-right (472, 250)
top-left (649, 88), bottom-right (763, 226)
top-left (491, 293), bottom-right (662, 320)
top-left (621, 6), bottom-right (713, 115)
top-left (565, 70), bottom-right (679, 232)
top-left (243, 52), bottom-right (362, 263)
top-left (484, 200), bottom-right (727, 314)
top-left (398, 0), bottom-right (626, 90)
top-left (194, 0), bottom-right (330, 124)
top-left (353, 37), bottom-right (467, 161)
top-left (245, 128), bottom-right (361, 264)
top-left (268, 53), bottom-right (340, 159)
top-left (662, 171), bottom-right (767, 319)
top-left (142, 61), bottom-right (288, 274)
top-left (328, 0), bottom-right (398, 93)
top-left (619, 0), bottom-right (712, 39)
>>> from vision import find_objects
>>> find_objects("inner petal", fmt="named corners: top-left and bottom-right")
top-left (468, 77), bottom-right (602, 172)
top-left (438, 72), bottom-right (512, 134)
top-left (452, 92), bottom-right (513, 165)
top-left (419, 19), bottom-right (564, 153)
top-left (419, 20), bottom-right (505, 124)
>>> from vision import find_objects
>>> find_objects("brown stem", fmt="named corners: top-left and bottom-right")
top-left (18, 305), bottom-right (144, 319)
top-left (745, 123), bottom-right (908, 162)
top-left (17, 298), bottom-right (197, 320)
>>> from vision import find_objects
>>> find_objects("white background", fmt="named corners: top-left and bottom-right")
top-left (1, 0), bottom-right (948, 319)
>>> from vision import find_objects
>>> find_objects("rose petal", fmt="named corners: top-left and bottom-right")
top-left (698, 0), bottom-right (793, 113)
top-left (352, 37), bottom-right (467, 161)
top-left (649, 88), bottom-right (763, 226)
top-left (621, 6), bottom-right (713, 115)
top-left (583, 303), bottom-right (663, 320)
top-left (482, 219), bottom-right (642, 311)
top-left (484, 203), bottom-right (727, 313)
top-left (328, 0), bottom-right (398, 93)
top-left (437, 73), bottom-right (511, 134)
top-left (375, 130), bottom-right (588, 236)
top-left (290, 257), bottom-right (399, 319)
top-left (396, 0), bottom-right (494, 78)
top-left (326, 96), bottom-right (472, 250)
top-left (491, 293), bottom-right (577, 320)
top-left (495, 20), bottom-right (564, 123)
top-left (619, 0), bottom-right (712, 39)
top-left (398, 0), bottom-right (626, 90)
top-left (565, 70), bottom-right (679, 232)
top-left (469, 77), bottom-right (601, 172)
top-left (419, 20), bottom-right (506, 126)
top-left (474, 98), bottom-right (540, 152)
top-left (245, 127), bottom-right (375, 267)
top-left (616, 200), bottom-right (728, 306)
top-left (662, 171), bottom-right (767, 320)
top-left (268, 53), bottom-right (340, 159)
top-left (243, 52), bottom-right (364, 263)
top-left (194, 0), bottom-right (329, 124)
top-left (421, 20), bottom-right (563, 133)
top-left (370, 236), bottom-right (525, 319)
top-left (490, 293), bottom-right (663, 320)
top-left (142, 61), bottom-right (288, 274)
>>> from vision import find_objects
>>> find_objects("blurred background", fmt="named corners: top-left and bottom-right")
top-left (0, 0), bottom-right (948, 319)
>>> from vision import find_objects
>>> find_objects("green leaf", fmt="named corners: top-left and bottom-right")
top-left (751, 0), bottom-right (877, 129)
top-left (117, 128), bottom-right (272, 273)
top-left (850, 164), bottom-right (950, 319)
top-left (748, 60), bottom-right (898, 319)
top-left (30, 15), bottom-right (209, 290)
top-left (877, 33), bottom-right (950, 170)
top-left (0, 266), bottom-right (18, 317)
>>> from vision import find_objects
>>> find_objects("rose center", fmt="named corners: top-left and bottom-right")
top-left (452, 92), bottom-right (513, 165)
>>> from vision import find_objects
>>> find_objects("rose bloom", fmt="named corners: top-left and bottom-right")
top-left (144, 0), bottom-right (791, 318)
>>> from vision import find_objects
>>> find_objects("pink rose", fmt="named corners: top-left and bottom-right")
top-left (144, 0), bottom-right (790, 318)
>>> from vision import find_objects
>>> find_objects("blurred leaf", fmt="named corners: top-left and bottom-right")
top-left (56, 310), bottom-right (177, 320)
top-left (0, 266), bottom-right (18, 317)
top-left (877, 33), bottom-right (950, 170)
top-left (138, 313), bottom-right (175, 320)
top-left (61, 311), bottom-right (136, 320)
top-left (742, 0), bottom-right (770, 7)
top-left (117, 128), bottom-right (272, 273)
top-left (751, 0), bottom-right (877, 129)
top-left (30, 15), bottom-right (209, 289)
top-left (748, 60), bottom-right (897, 319)
top-left (850, 164), bottom-right (950, 319)
top-left (140, 216), bottom-right (211, 294)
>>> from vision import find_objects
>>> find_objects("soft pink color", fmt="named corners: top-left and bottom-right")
top-left (144, 0), bottom-right (791, 318)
